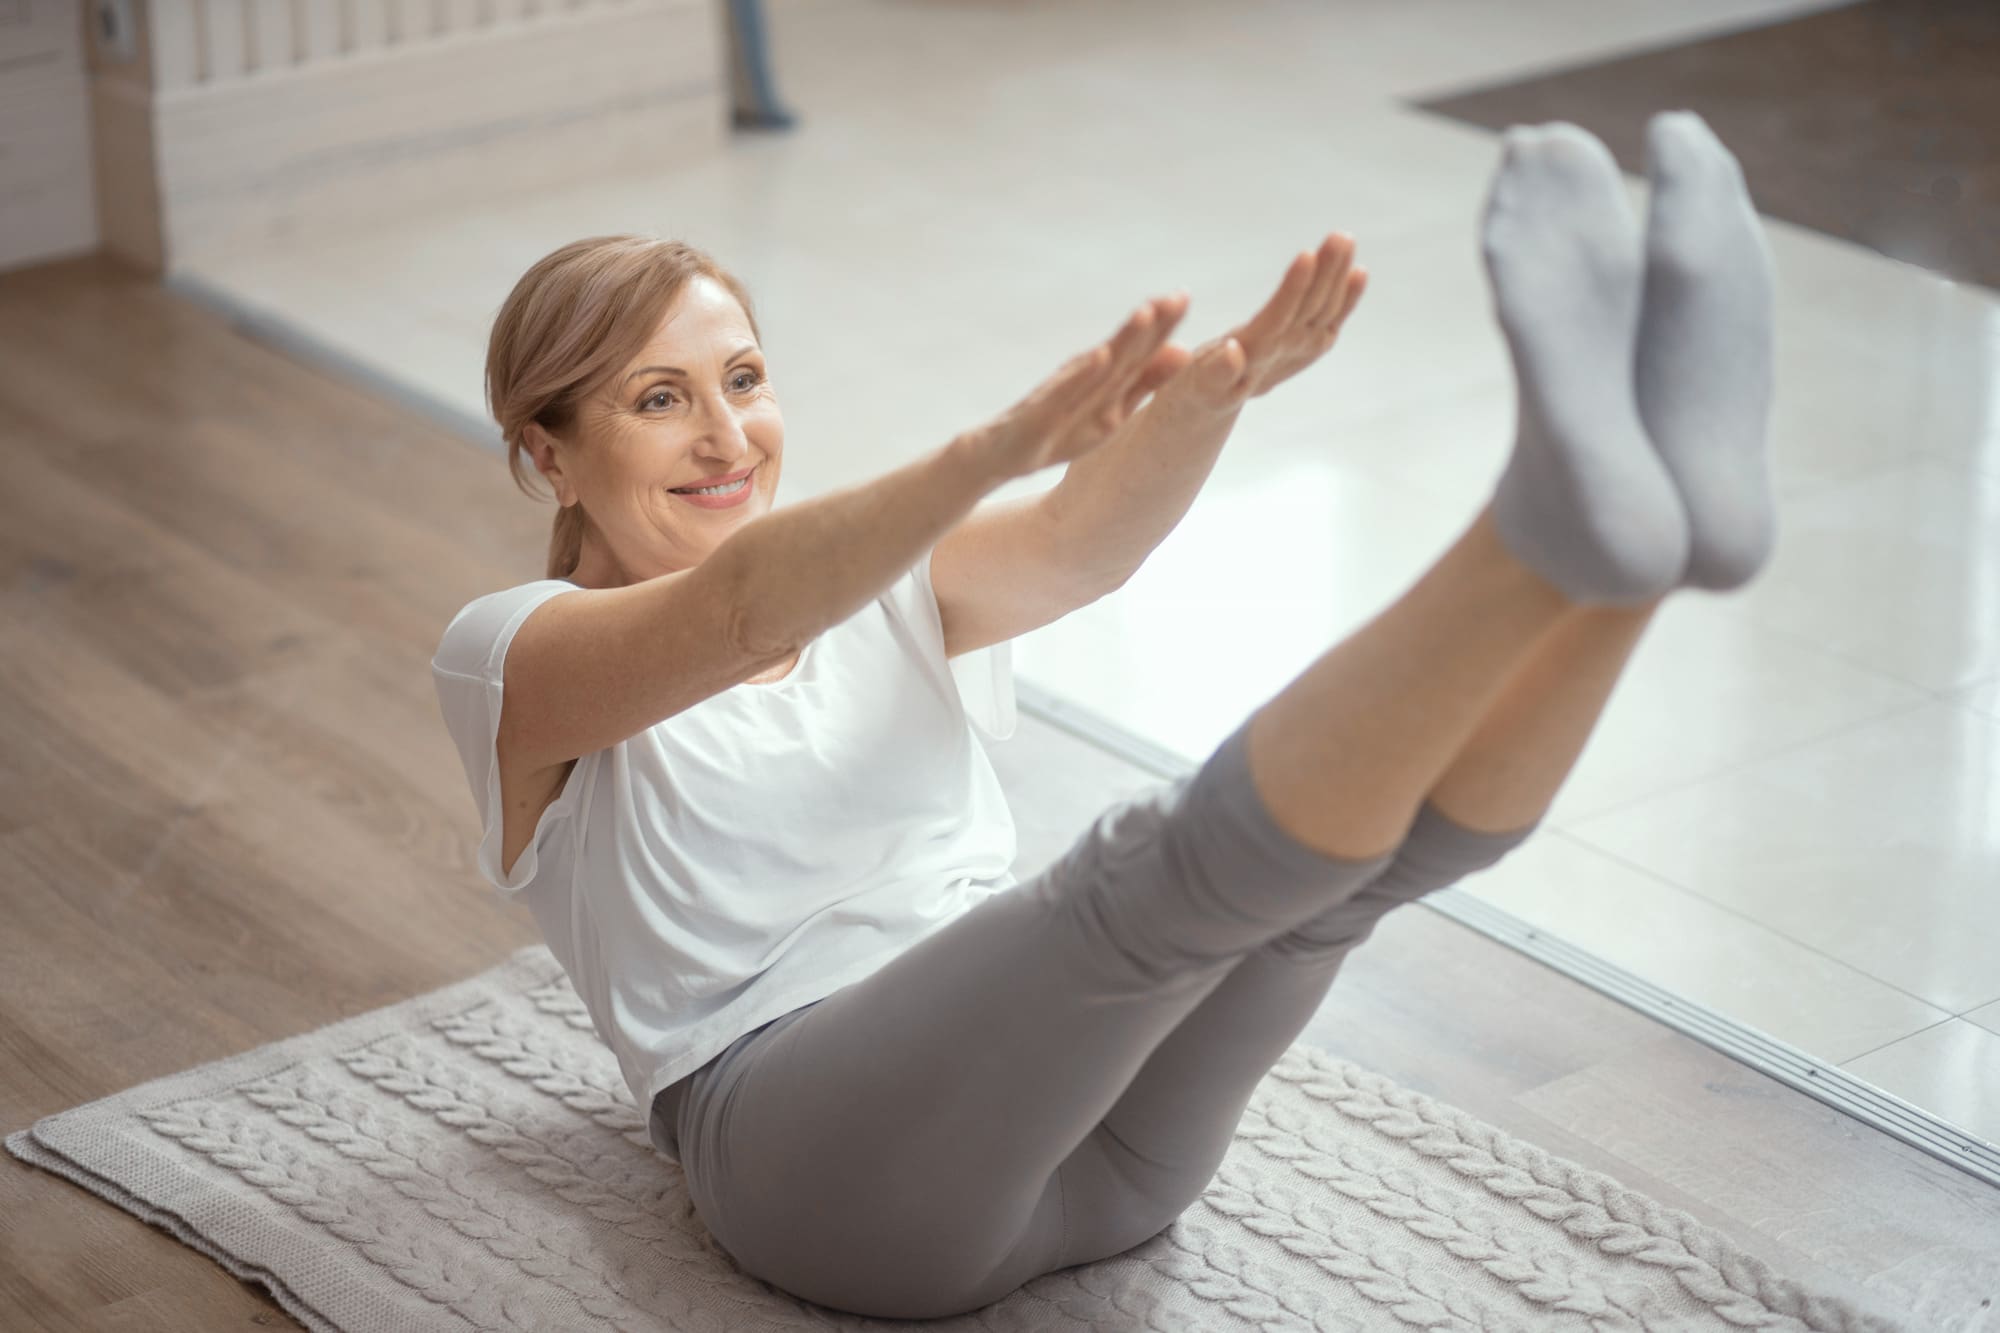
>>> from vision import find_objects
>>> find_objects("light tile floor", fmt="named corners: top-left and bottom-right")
top-left (174, 0), bottom-right (2000, 1151)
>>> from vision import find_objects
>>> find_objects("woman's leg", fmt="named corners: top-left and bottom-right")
top-left (1424, 599), bottom-right (1666, 834)
top-left (1059, 106), bottom-right (1782, 1249)
top-left (663, 501), bottom-right (1596, 1319)
top-left (1057, 599), bottom-right (1665, 1254)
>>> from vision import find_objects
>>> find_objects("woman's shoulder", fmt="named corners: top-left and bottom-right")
top-left (433, 578), bottom-right (584, 681)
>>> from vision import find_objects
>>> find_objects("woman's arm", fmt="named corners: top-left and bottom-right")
top-left (1040, 377), bottom-right (1247, 591)
top-left (726, 299), bottom-right (1182, 659)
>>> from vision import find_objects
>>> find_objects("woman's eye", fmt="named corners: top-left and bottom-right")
top-left (642, 372), bottom-right (758, 411)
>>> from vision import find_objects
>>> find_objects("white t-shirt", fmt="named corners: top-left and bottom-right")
top-left (429, 545), bottom-right (1019, 1162)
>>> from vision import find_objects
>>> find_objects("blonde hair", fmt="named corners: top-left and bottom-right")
top-left (487, 235), bottom-right (763, 580)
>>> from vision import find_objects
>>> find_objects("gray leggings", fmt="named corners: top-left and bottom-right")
top-left (650, 715), bottom-right (1538, 1319)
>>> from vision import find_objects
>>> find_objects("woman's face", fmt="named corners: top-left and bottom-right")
top-left (541, 274), bottom-right (783, 587)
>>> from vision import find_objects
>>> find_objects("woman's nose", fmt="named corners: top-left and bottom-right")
top-left (694, 390), bottom-right (753, 448)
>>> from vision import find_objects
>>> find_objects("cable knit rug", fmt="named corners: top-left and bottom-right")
top-left (7, 944), bottom-right (1903, 1333)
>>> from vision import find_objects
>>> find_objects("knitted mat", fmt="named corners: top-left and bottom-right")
top-left (7, 944), bottom-right (1906, 1333)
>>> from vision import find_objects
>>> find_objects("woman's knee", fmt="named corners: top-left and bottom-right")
top-left (1019, 778), bottom-right (1230, 992)
top-left (1382, 798), bottom-right (1540, 896)
top-left (1262, 802), bottom-right (1540, 958)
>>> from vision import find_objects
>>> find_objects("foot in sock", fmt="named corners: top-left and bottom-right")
top-left (1481, 122), bottom-right (1690, 606)
top-left (1635, 110), bottom-right (1778, 591)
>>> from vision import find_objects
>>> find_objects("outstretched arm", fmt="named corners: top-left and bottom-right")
top-left (1044, 233), bottom-right (1368, 589)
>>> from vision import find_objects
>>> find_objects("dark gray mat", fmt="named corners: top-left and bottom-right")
top-left (1415, 0), bottom-right (2000, 292)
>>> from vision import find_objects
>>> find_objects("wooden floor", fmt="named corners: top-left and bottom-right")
top-left (1, 254), bottom-right (1993, 1330)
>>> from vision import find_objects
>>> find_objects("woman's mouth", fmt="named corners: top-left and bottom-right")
top-left (669, 468), bottom-right (754, 508)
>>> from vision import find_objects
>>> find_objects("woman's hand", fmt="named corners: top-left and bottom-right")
top-left (1158, 232), bottom-right (1368, 419)
top-left (964, 294), bottom-right (1193, 483)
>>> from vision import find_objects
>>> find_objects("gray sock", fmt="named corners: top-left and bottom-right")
top-left (1635, 110), bottom-right (1779, 592)
top-left (1481, 123), bottom-right (1690, 606)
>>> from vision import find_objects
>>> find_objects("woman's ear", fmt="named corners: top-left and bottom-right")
top-left (523, 422), bottom-right (576, 505)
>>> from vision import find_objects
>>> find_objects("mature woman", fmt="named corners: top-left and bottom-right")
top-left (431, 110), bottom-right (1773, 1320)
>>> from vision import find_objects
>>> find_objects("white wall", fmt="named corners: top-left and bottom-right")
top-left (73, 0), bottom-right (729, 275)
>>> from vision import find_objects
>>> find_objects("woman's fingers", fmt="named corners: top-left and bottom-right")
top-left (1103, 303), bottom-right (1158, 375)
top-left (1093, 297), bottom-right (1178, 385)
top-left (1328, 266), bottom-right (1367, 331)
top-left (1305, 234), bottom-right (1357, 329)
top-left (1072, 295), bottom-right (1186, 426)
top-left (1125, 297), bottom-right (1187, 375)
top-left (1112, 295), bottom-right (1187, 381)
top-left (1035, 344), bottom-right (1112, 421)
top-left (1020, 240), bottom-right (1359, 444)
top-left (1234, 250), bottom-right (1318, 360)
top-left (1025, 295), bottom-right (1185, 432)
top-left (1203, 337), bottom-right (1248, 397)
top-left (1118, 343), bottom-right (1192, 418)
top-left (1292, 235), bottom-right (1343, 330)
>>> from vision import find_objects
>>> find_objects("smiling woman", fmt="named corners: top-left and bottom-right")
top-left (486, 235), bottom-right (778, 584)
top-left (434, 226), bottom-right (1183, 1153)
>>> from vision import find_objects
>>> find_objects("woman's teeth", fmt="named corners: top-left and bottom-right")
top-left (673, 476), bottom-right (749, 496)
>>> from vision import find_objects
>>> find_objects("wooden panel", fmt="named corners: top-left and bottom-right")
top-left (158, 0), bottom-right (716, 183)
top-left (148, 0), bottom-right (708, 86)
top-left (0, 0), bottom-right (82, 69)
top-left (145, 0), bottom-right (724, 264)
top-left (294, 0), bottom-right (342, 64)
top-left (148, 0), bottom-right (203, 91)
top-left (245, 0), bottom-right (295, 73)
top-left (166, 92), bottom-right (721, 262)
top-left (350, 0), bottom-right (391, 53)
top-left (197, 0), bottom-right (246, 82)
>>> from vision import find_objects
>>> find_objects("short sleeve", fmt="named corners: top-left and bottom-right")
top-left (430, 580), bottom-right (587, 895)
top-left (912, 546), bottom-right (1019, 742)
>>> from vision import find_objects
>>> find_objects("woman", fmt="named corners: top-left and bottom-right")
top-left (430, 109), bottom-right (1773, 1319)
